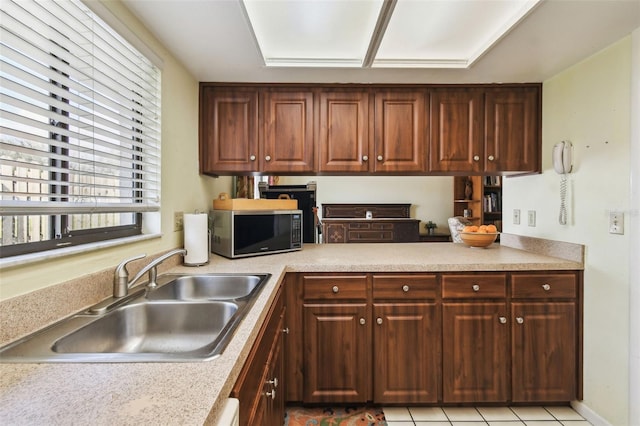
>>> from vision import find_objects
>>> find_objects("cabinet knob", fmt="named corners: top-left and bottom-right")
top-left (402, 285), bottom-right (410, 292)
top-left (499, 316), bottom-right (507, 324)
top-left (516, 317), bottom-right (524, 324)
top-left (282, 327), bottom-right (290, 334)
top-left (249, 155), bottom-right (256, 161)
top-left (332, 285), bottom-right (339, 293)
top-left (360, 318), bottom-right (366, 325)
top-left (265, 389), bottom-right (276, 400)
top-left (376, 317), bottom-right (383, 325)
top-left (377, 155), bottom-right (383, 161)
top-left (473, 155), bottom-right (480, 161)
top-left (542, 284), bottom-right (551, 291)
top-left (265, 155), bottom-right (271, 162)
top-left (472, 284), bottom-right (480, 292)
top-left (266, 378), bottom-right (278, 388)
top-left (488, 155), bottom-right (495, 161)
top-left (362, 155), bottom-right (369, 162)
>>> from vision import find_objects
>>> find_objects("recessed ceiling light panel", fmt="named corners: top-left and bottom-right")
top-left (373, 0), bottom-right (541, 68)
top-left (242, 0), bottom-right (384, 67)
top-left (242, 0), bottom-right (541, 68)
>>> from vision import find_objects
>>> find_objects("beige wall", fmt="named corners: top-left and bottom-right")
top-left (503, 37), bottom-right (633, 425)
top-left (0, 1), bottom-right (230, 300)
top-left (279, 176), bottom-right (454, 234)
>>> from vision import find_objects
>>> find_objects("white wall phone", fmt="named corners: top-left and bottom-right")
top-left (553, 140), bottom-right (573, 225)
top-left (553, 140), bottom-right (573, 174)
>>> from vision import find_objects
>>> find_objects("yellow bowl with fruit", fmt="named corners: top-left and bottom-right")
top-left (459, 224), bottom-right (499, 248)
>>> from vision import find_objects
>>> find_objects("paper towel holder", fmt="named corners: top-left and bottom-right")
top-left (183, 212), bottom-right (211, 267)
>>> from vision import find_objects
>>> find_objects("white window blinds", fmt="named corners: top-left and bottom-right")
top-left (0, 0), bottom-right (161, 216)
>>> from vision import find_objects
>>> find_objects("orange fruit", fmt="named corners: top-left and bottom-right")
top-left (486, 224), bottom-right (498, 233)
top-left (478, 225), bottom-right (488, 233)
top-left (462, 225), bottom-right (474, 232)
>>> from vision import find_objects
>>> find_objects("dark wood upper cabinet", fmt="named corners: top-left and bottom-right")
top-left (429, 88), bottom-right (484, 173)
top-left (318, 90), bottom-right (370, 172)
top-left (262, 90), bottom-right (315, 173)
top-left (485, 87), bottom-right (540, 173)
top-left (199, 83), bottom-right (540, 176)
top-left (429, 86), bottom-right (540, 174)
top-left (199, 87), bottom-right (258, 174)
top-left (374, 90), bottom-right (427, 173)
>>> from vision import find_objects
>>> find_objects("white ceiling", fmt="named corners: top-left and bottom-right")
top-left (121, 0), bottom-right (640, 84)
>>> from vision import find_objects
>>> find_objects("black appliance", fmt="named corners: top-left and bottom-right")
top-left (259, 181), bottom-right (319, 243)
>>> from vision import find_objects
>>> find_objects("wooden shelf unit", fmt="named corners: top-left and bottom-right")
top-left (453, 176), bottom-right (502, 231)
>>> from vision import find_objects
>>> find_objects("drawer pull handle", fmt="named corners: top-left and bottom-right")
top-left (360, 318), bottom-right (366, 325)
top-left (266, 378), bottom-right (278, 388)
top-left (516, 317), bottom-right (524, 324)
top-left (402, 285), bottom-right (410, 292)
top-left (282, 327), bottom-right (290, 334)
top-left (499, 316), bottom-right (507, 324)
top-left (332, 285), bottom-right (339, 293)
top-left (265, 390), bottom-right (276, 399)
top-left (376, 317), bottom-right (383, 325)
top-left (542, 284), bottom-right (551, 291)
top-left (472, 284), bottom-right (480, 292)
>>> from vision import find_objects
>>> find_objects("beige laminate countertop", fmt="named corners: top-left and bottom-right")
top-left (0, 242), bottom-right (582, 426)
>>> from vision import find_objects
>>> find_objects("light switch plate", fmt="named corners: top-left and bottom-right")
top-left (609, 211), bottom-right (624, 234)
top-left (528, 210), bottom-right (536, 227)
top-left (513, 209), bottom-right (521, 225)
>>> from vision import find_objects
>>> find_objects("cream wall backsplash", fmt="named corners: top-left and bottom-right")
top-left (0, 1), bottom-right (228, 301)
top-left (503, 36), bottom-right (633, 425)
top-left (278, 176), bottom-right (454, 233)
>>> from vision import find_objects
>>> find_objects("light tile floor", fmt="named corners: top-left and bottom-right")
top-left (383, 406), bottom-right (592, 426)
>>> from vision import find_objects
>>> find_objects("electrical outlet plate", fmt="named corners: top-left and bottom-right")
top-left (528, 210), bottom-right (536, 227)
top-left (513, 209), bottom-right (521, 225)
top-left (174, 211), bottom-right (184, 232)
top-left (609, 211), bottom-right (624, 235)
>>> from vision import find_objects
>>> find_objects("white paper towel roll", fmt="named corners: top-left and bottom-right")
top-left (184, 213), bottom-right (209, 266)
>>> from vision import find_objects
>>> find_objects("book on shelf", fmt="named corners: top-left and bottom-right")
top-left (483, 176), bottom-right (501, 187)
top-left (483, 193), bottom-right (501, 213)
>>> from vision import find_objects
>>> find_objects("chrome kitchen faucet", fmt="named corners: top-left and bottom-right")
top-left (113, 249), bottom-right (187, 298)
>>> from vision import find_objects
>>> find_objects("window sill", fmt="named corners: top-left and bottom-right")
top-left (0, 233), bottom-right (163, 270)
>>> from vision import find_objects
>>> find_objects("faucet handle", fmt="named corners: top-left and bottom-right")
top-left (113, 254), bottom-right (146, 297)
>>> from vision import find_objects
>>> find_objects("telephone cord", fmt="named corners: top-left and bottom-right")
top-left (559, 174), bottom-right (568, 225)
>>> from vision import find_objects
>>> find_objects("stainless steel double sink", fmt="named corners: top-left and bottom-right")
top-left (0, 273), bottom-right (271, 363)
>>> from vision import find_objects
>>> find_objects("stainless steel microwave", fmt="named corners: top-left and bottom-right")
top-left (211, 210), bottom-right (303, 258)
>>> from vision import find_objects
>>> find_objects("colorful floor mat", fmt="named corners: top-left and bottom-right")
top-left (284, 405), bottom-right (387, 426)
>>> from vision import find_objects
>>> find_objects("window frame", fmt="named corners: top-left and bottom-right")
top-left (0, 0), bottom-right (162, 259)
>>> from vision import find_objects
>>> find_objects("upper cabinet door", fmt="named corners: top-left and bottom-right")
top-left (374, 91), bottom-right (427, 173)
top-left (318, 90), bottom-right (371, 173)
top-left (485, 87), bottom-right (540, 173)
top-left (199, 87), bottom-right (259, 174)
top-left (429, 88), bottom-right (484, 173)
top-left (262, 90), bottom-right (315, 173)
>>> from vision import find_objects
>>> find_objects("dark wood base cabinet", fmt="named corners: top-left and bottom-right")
top-left (231, 288), bottom-right (285, 426)
top-left (284, 270), bottom-right (582, 406)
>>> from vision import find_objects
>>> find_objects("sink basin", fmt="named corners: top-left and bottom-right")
top-left (52, 301), bottom-right (238, 354)
top-left (147, 274), bottom-right (269, 301)
top-left (0, 272), bottom-right (271, 362)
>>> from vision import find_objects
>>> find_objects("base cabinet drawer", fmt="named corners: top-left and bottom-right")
top-left (511, 273), bottom-right (577, 298)
top-left (442, 274), bottom-right (507, 298)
